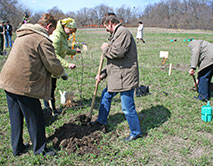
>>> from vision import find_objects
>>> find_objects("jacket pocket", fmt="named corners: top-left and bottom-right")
top-left (108, 68), bottom-right (122, 90)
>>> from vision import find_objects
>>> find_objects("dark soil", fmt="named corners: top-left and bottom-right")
top-left (48, 114), bottom-right (106, 156)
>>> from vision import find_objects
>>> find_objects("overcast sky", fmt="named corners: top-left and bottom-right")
top-left (19, 0), bottom-right (161, 13)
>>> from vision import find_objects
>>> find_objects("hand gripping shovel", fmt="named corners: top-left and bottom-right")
top-left (89, 55), bottom-right (104, 121)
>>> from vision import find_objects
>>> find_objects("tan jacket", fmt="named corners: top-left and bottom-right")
top-left (101, 24), bottom-right (139, 92)
top-left (0, 24), bottom-right (65, 100)
top-left (189, 40), bottom-right (213, 72)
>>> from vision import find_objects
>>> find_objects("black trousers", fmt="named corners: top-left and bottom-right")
top-left (0, 35), bottom-right (4, 54)
top-left (5, 91), bottom-right (46, 155)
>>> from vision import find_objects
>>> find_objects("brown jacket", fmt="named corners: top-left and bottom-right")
top-left (189, 40), bottom-right (213, 72)
top-left (101, 24), bottom-right (139, 92)
top-left (0, 24), bottom-right (65, 100)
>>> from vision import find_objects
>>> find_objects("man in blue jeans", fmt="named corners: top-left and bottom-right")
top-left (188, 40), bottom-right (213, 102)
top-left (4, 20), bottom-right (13, 48)
top-left (90, 13), bottom-right (142, 141)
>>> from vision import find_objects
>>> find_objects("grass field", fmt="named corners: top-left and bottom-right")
top-left (0, 27), bottom-right (213, 166)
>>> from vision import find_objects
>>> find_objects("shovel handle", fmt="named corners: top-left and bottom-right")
top-left (192, 75), bottom-right (198, 91)
top-left (192, 75), bottom-right (197, 85)
top-left (89, 55), bottom-right (104, 119)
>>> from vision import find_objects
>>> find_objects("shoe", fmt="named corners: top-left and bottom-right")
top-left (90, 121), bottom-right (104, 126)
top-left (42, 148), bottom-right (56, 156)
top-left (90, 121), bottom-right (107, 129)
top-left (193, 96), bottom-right (207, 102)
top-left (16, 143), bottom-right (30, 156)
top-left (53, 109), bottom-right (62, 116)
top-left (122, 134), bottom-right (142, 142)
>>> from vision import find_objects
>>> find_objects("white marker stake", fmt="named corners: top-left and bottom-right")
top-left (168, 63), bottom-right (172, 76)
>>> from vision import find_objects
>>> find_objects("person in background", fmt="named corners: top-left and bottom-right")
top-left (188, 40), bottom-right (213, 102)
top-left (4, 20), bottom-right (13, 48)
top-left (90, 13), bottom-right (142, 141)
top-left (22, 12), bottom-right (30, 24)
top-left (43, 17), bottom-right (81, 116)
top-left (136, 21), bottom-right (145, 43)
top-left (0, 13), bottom-right (67, 156)
top-left (0, 20), bottom-right (5, 55)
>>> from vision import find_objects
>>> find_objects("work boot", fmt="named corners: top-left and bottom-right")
top-left (122, 134), bottom-right (142, 142)
top-left (42, 148), bottom-right (56, 156)
top-left (90, 121), bottom-right (104, 127)
top-left (53, 109), bottom-right (62, 116)
top-left (15, 143), bottom-right (31, 156)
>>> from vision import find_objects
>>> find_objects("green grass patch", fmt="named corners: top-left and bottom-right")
top-left (0, 27), bottom-right (213, 165)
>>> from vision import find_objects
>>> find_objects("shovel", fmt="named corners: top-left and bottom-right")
top-left (191, 75), bottom-right (198, 91)
top-left (89, 55), bottom-right (104, 121)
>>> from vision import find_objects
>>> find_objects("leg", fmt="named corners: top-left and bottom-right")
top-left (120, 89), bottom-right (141, 137)
top-left (198, 65), bottom-right (213, 101)
top-left (43, 78), bottom-right (57, 113)
top-left (15, 94), bottom-right (46, 154)
top-left (50, 78), bottom-right (57, 112)
top-left (136, 38), bottom-right (139, 43)
top-left (0, 36), bottom-right (3, 55)
top-left (97, 88), bottom-right (117, 125)
top-left (207, 65), bottom-right (213, 99)
top-left (8, 34), bottom-right (12, 47)
top-left (5, 91), bottom-right (25, 156)
top-left (5, 34), bottom-right (8, 48)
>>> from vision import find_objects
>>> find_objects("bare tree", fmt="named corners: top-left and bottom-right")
top-left (47, 6), bottom-right (66, 20)
top-left (0, 0), bottom-right (25, 30)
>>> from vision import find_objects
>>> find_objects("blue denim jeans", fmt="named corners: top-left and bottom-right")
top-left (5, 31), bottom-right (12, 48)
top-left (198, 65), bottom-right (213, 101)
top-left (97, 88), bottom-right (141, 137)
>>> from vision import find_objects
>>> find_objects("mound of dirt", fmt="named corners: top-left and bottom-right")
top-left (48, 114), bottom-right (106, 156)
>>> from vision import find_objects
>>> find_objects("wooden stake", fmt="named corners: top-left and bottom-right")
top-left (168, 63), bottom-right (172, 75)
top-left (162, 57), bottom-right (167, 64)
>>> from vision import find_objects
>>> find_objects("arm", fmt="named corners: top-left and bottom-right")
top-left (96, 68), bottom-right (107, 83)
top-left (102, 29), bottom-right (131, 59)
top-left (189, 41), bottom-right (201, 69)
top-left (38, 39), bottom-right (65, 77)
top-left (51, 33), bottom-right (75, 68)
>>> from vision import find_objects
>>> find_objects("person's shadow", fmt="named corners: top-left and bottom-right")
top-left (138, 105), bottom-right (171, 136)
top-left (106, 105), bottom-right (171, 136)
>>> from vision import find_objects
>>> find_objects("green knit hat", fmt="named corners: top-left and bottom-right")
top-left (61, 18), bottom-right (77, 28)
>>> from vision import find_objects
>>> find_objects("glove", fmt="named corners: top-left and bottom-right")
top-left (61, 72), bottom-right (68, 80)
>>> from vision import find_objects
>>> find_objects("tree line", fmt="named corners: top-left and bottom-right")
top-left (1, 0), bottom-right (213, 30)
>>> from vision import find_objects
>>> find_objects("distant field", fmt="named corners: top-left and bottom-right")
top-left (0, 27), bottom-right (213, 166)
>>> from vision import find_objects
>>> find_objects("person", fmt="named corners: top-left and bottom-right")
top-left (4, 20), bottom-right (13, 48)
top-left (43, 17), bottom-right (81, 116)
top-left (136, 21), bottom-right (145, 43)
top-left (0, 13), bottom-right (67, 156)
top-left (22, 12), bottom-right (30, 24)
top-left (0, 20), bottom-right (5, 55)
top-left (188, 40), bottom-right (213, 102)
top-left (90, 13), bottom-right (142, 141)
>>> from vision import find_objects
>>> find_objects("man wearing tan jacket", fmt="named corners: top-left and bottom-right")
top-left (0, 13), bottom-right (67, 156)
top-left (91, 13), bottom-right (142, 141)
top-left (188, 40), bottom-right (213, 102)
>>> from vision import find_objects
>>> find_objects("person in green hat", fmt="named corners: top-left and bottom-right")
top-left (43, 17), bottom-right (81, 117)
